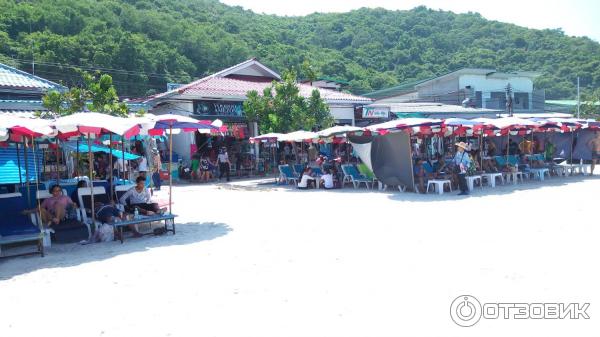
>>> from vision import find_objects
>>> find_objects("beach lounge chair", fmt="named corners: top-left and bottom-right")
top-left (0, 193), bottom-right (44, 258)
top-left (114, 184), bottom-right (135, 202)
top-left (278, 165), bottom-right (299, 185)
top-left (342, 165), bottom-right (372, 189)
top-left (292, 164), bottom-right (305, 177)
top-left (77, 186), bottom-right (109, 238)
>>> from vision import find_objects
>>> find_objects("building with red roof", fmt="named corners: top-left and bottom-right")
top-left (142, 59), bottom-right (372, 162)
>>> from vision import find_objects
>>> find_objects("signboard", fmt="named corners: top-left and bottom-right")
top-left (362, 107), bottom-right (390, 118)
top-left (193, 100), bottom-right (244, 117)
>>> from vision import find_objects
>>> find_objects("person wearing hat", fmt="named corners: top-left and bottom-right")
top-left (151, 148), bottom-right (162, 190)
top-left (218, 147), bottom-right (231, 182)
top-left (453, 142), bottom-right (471, 195)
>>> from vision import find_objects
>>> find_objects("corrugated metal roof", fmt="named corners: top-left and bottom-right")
top-left (0, 110), bottom-right (43, 117)
top-left (0, 63), bottom-right (66, 91)
top-left (368, 102), bottom-right (501, 114)
top-left (177, 77), bottom-right (372, 103)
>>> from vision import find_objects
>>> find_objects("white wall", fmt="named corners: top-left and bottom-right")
top-left (458, 75), bottom-right (533, 93)
top-left (329, 105), bottom-right (355, 124)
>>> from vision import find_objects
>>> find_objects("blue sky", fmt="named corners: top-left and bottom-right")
top-left (221, 0), bottom-right (600, 42)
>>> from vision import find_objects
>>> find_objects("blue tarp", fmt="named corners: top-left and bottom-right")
top-left (63, 142), bottom-right (140, 160)
top-left (0, 146), bottom-right (43, 184)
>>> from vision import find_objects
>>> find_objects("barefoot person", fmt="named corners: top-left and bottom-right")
top-left (40, 184), bottom-right (77, 226)
top-left (119, 176), bottom-right (161, 215)
top-left (588, 133), bottom-right (600, 175)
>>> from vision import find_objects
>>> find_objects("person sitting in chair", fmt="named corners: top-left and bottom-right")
top-left (41, 184), bottom-right (77, 226)
top-left (119, 176), bottom-right (162, 216)
top-left (320, 168), bottom-right (335, 189)
top-left (297, 168), bottom-right (316, 190)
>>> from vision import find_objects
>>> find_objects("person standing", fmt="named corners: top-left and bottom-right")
top-left (151, 148), bottom-right (162, 190)
top-left (218, 147), bottom-right (231, 182)
top-left (588, 132), bottom-right (600, 175)
top-left (453, 142), bottom-right (471, 196)
top-left (137, 155), bottom-right (148, 180)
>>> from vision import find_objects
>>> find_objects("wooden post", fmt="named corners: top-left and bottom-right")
top-left (87, 134), bottom-right (96, 225)
top-left (24, 137), bottom-right (31, 207)
top-left (109, 133), bottom-right (113, 201)
top-left (121, 139), bottom-right (126, 180)
top-left (168, 125), bottom-right (173, 214)
top-left (16, 142), bottom-right (23, 185)
top-left (55, 137), bottom-right (60, 184)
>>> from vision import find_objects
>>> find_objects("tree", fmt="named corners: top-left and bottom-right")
top-left (84, 73), bottom-right (128, 117)
top-left (243, 69), bottom-right (332, 134)
top-left (581, 88), bottom-right (600, 119)
top-left (39, 72), bottom-right (130, 118)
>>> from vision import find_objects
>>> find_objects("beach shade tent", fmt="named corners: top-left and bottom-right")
top-left (144, 113), bottom-right (220, 214)
top-left (61, 142), bottom-right (141, 160)
top-left (344, 118), bottom-right (442, 192)
top-left (249, 133), bottom-right (285, 173)
top-left (0, 115), bottom-right (55, 206)
top-left (348, 131), bottom-right (415, 191)
top-left (52, 112), bottom-right (142, 224)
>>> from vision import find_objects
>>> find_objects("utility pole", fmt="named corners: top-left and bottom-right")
top-left (505, 83), bottom-right (513, 117)
top-left (577, 76), bottom-right (580, 119)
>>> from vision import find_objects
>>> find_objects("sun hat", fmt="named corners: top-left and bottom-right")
top-left (455, 142), bottom-right (469, 150)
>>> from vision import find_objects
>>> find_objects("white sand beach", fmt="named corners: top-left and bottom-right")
top-left (1, 175), bottom-right (599, 337)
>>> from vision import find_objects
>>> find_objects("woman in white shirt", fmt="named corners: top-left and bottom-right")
top-left (217, 147), bottom-right (231, 182)
top-left (297, 168), bottom-right (316, 189)
top-left (320, 169), bottom-right (335, 189)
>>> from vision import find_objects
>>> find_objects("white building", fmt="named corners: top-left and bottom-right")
top-left (365, 68), bottom-right (545, 113)
top-left (142, 59), bottom-right (371, 161)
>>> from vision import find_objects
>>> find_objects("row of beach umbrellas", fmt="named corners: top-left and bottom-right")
top-left (0, 112), bottom-right (222, 223)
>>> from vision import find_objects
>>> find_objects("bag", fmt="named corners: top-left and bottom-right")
top-left (97, 223), bottom-right (115, 242)
top-left (65, 204), bottom-right (79, 220)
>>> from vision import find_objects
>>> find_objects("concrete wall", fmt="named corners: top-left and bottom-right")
top-left (329, 105), bottom-right (355, 124)
top-left (458, 75), bottom-right (533, 93)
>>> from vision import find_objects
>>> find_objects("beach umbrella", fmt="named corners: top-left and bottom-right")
top-left (316, 125), bottom-right (362, 138)
top-left (145, 113), bottom-right (220, 214)
top-left (278, 130), bottom-right (318, 142)
top-left (53, 112), bottom-right (142, 224)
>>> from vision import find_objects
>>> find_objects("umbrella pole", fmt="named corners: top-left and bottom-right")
top-left (506, 132), bottom-right (510, 165)
top-left (121, 138), bottom-right (126, 180)
top-left (16, 142), bottom-right (23, 185)
top-left (55, 137), bottom-right (60, 184)
top-left (87, 134), bottom-right (96, 226)
top-left (109, 133), bottom-right (113, 202)
top-left (479, 132), bottom-right (483, 170)
top-left (570, 130), bottom-right (574, 173)
top-left (168, 125), bottom-right (173, 214)
top-left (24, 137), bottom-right (31, 207)
top-left (76, 138), bottom-right (80, 177)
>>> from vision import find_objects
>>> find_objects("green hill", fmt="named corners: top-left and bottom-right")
top-left (1, 0), bottom-right (598, 99)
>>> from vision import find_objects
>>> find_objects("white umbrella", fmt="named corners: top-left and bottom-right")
top-left (316, 125), bottom-right (362, 138)
top-left (53, 112), bottom-right (140, 137)
top-left (0, 115), bottom-right (55, 138)
top-left (278, 130), bottom-right (318, 142)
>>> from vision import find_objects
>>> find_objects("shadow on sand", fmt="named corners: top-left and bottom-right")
top-left (0, 222), bottom-right (232, 280)
top-left (385, 175), bottom-right (599, 203)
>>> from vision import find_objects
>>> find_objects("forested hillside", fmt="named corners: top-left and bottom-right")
top-left (1, 0), bottom-right (599, 98)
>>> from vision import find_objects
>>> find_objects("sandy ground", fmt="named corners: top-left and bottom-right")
top-left (1, 174), bottom-right (599, 337)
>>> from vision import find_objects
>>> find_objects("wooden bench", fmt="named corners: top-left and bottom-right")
top-left (112, 214), bottom-right (177, 243)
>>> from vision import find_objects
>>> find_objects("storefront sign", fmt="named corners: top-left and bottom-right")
top-left (193, 100), bottom-right (243, 117)
top-left (362, 107), bottom-right (389, 118)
